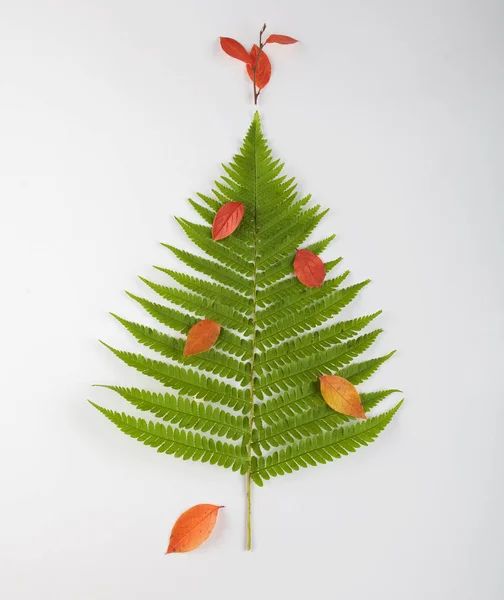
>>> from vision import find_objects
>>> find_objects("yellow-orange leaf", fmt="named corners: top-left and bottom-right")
top-left (166, 504), bottom-right (223, 554)
top-left (319, 375), bottom-right (367, 419)
top-left (183, 319), bottom-right (221, 357)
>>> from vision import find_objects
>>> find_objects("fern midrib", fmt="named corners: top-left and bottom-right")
top-left (245, 121), bottom-right (260, 552)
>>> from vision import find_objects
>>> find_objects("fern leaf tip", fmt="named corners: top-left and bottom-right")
top-left (98, 340), bottom-right (115, 352)
top-left (393, 398), bottom-right (405, 412)
top-left (87, 399), bottom-right (105, 412)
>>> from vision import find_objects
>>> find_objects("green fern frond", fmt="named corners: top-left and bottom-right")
top-left (139, 278), bottom-right (252, 334)
top-left (125, 292), bottom-right (250, 358)
top-left (91, 112), bottom-right (403, 549)
top-left (251, 401), bottom-right (403, 485)
top-left (256, 281), bottom-right (371, 347)
top-left (256, 271), bottom-right (350, 326)
top-left (96, 386), bottom-right (247, 440)
top-left (90, 402), bottom-right (247, 472)
top-left (254, 330), bottom-right (383, 399)
top-left (154, 268), bottom-right (252, 315)
top-left (256, 312), bottom-right (382, 371)
top-left (100, 342), bottom-right (248, 410)
top-left (188, 199), bottom-right (214, 223)
top-left (163, 245), bottom-right (253, 294)
top-left (175, 218), bottom-right (254, 273)
top-left (252, 389), bottom-right (400, 451)
top-left (110, 315), bottom-right (248, 383)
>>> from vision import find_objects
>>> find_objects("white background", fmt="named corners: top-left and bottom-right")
top-left (1, 1), bottom-right (503, 598)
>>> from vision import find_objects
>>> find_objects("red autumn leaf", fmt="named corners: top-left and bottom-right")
top-left (212, 201), bottom-right (245, 241)
top-left (246, 45), bottom-right (272, 89)
top-left (166, 504), bottom-right (224, 554)
top-left (219, 37), bottom-right (251, 63)
top-left (293, 249), bottom-right (326, 287)
top-left (266, 34), bottom-right (298, 45)
top-left (184, 319), bottom-right (221, 357)
top-left (319, 375), bottom-right (367, 419)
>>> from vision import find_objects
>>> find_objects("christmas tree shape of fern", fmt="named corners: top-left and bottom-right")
top-left (90, 113), bottom-right (403, 550)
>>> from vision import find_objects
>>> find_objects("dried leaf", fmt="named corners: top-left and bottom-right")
top-left (320, 375), bottom-right (367, 419)
top-left (166, 504), bottom-right (224, 554)
top-left (219, 37), bottom-right (251, 63)
top-left (266, 34), bottom-right (298, 45)
top-left (184, 319), bottom-right (221, 357)
top-left (246, 45), bottom-right (272, 89)
top-left (212, 201), bottom-right (245, 241)
top-left (293, 249), bottom-right (326, 287)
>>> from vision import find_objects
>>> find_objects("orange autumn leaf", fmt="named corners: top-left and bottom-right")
top-left (293, 249), bottom-right (326, 287)
top-left (266, 34), bottom-right (298, 45)
top-left (219, 37), bottom-right (251, 63)
top-left (184, 319), bottom-right (221, 357)
top-left (320, 375), bottom-right (367, 419)
top-left (212, 201), bottom-right (245, 241)
top-left (246, 44), bottom-right (272, 89)
top-left (166, 504), bottom-right (224, 554)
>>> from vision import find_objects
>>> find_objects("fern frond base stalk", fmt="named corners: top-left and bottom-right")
top-left (246, 472), bottom-right (252, 550)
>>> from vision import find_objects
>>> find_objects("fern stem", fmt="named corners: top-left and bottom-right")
top-left (245, 117), bottom-right (260, 551)
top-left (246, 465), bottom-right (252, 550)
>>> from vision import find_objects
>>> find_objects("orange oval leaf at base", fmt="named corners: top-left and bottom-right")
top-left (293, 249), bottom-right (326, 287)
top-left (212, 202), bottom-right (245, 241)
top-left (184, 319), bottom-right (221, 356)
top-left (320, 375), bottom-right (367, 419)
top-left (166, 504), bottom-right (224, 554)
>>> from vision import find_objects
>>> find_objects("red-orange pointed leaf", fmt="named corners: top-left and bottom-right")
top-left (320, 375), bottom-right (367, 419)
top-left (266, 34), bottom-right (298, 45)
top-left (219, 37), bottom-right (251, 63)
top-left (212, 201), bottom-right (245, 241)
top-left (166, 504), bottom-right (223, 554)
top-left (184, 319), bottom-right (221, 357)
top-left (246, 45), bottom-right (272, 89)
top-left (293, 249), bottom-right (326, 287)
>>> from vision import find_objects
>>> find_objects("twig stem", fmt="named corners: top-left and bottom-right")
top-left (252, 23), bottom-right (267, 105)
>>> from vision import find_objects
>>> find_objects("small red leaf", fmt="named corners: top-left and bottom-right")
top-left (246, 45), bottom-right (272, 89)
top-left (184, 319), bottom-right (221, 357)
top-left (212, 202), bottom-right (245, 241)
top-left (293, 249), bottom-right (326, 288)
top-left (166, 504), bottom-right (224, 554)
top-left (266, 34), bottom-right (298, 45)
top-left (219, 37), bottom-right (251, 63)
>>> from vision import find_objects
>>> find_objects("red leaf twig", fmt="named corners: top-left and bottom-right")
top-left (251, 23), bottom-right (267, 105)
top-left (219, 24), bottom-right (298, 104)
